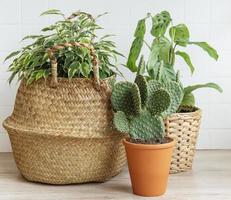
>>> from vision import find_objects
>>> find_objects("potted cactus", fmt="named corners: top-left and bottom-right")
top-left (111, 73), bottom-right (183, 196)
top-left (125, 10), bottom-right (223, 173)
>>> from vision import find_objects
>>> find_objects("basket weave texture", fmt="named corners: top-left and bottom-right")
top-left (3, 42), bottom-right (126, 184)
top-left (165, 107), bottom-right (202, 173)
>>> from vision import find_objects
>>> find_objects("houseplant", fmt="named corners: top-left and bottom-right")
top-left (3, 9), bottom-right (126, 184)
top-left (111, 72), bottom-right (183, 196)
top-left (125, 11), bottom-right (222, 173)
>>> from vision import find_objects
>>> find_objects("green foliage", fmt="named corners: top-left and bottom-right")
top-left (175, 51), bottom-right (194, 74)
top-left (5, 9), bottom-right (123, 84)
top-left (147, 37), bottom-right (173, 79)
top-left (184, 82), bottom-right (223, 94)
top-left (181, 93), bottom-right (195, 106)
top-left (182, 83), bottom-right (223, 106)
top-left (188, 42), bottom-right (219, 61)
top-left (134, 19), bottom-right (146, 38)
top-left (111, 75), bottom-right (183, 143)
top-left (151, 11), bottom-right (171, 37)
top-left (125, 10), bottom-right (222, 108)
top-left (126, 38), bottom-right (143, 72)
top-left (169, 24), bottom-right (190, 47)
top-left (126, 18), bottom-right (146, 72)
top-left (40, 9), bottom-right (65, 17)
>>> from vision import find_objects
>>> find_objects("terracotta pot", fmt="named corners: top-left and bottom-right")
top-left (123, 138), bottom-right (175, 197)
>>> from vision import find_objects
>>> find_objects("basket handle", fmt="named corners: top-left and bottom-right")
top-left (47, 42), bottom-right (100, 89)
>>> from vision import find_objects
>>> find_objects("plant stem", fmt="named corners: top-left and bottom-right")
top-left (143, 40), bottom-right (151, 50)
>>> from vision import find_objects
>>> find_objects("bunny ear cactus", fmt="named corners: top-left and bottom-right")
top-left (135, 75), bottom-right (148, 107)
top-left (113, 111), bottom-right (130, 134)
top-left (147, 81), bottom-right (171, 115)
top-left (163, 81), bottom-right (184, 115)
top-left (111, 81), bottom-right (141, 116)
top-left (130, 111), bottom-right (165, 142)
top-left (111, 75), bottom-right (183, 144)
top-left (147, 80), bottom-right (183, 116)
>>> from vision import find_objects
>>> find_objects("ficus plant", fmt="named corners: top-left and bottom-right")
top-left (126, 11), bottom-right (222, 107)
top-left (5, 9), bottom-right (123, 85)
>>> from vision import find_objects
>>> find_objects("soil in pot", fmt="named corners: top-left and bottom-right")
top-left (123, 137), bottom-right (175, 197)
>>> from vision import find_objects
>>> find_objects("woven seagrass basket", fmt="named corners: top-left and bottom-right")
top-left (165, 106), bottom-right (202, 173)
top-left (3, 42), bottom-right (126, 184)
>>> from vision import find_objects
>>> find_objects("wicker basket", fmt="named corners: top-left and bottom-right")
top-left (3, 42), bottom-right (126, 184)
top-left (165, 106), bottom-right (202, 173)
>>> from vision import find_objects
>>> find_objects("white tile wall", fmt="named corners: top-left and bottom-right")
top-left (185, 0), bottom-right (210, 24)
top-left (0, 0), bottom-right (230, 151)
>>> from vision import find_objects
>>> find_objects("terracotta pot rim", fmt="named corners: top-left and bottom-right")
top-left (123, 137), bottom-right (175, 150)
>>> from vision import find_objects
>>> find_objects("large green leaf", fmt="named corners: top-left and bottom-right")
top-left (126, 37), bottom-right (143, 72)
top-left (147, 38), bottom-right (164, 74)
top-left (176, 51), bottom-right (194, 74)
top-left (159, 63), bottom-right (176, 83)
top-left (169, 24), bottom-right (190, 47)
top-left (134, 18), bottom-right (146, 38)
top-left (181, 93), bottom-right (195, 106)
top-left (126, 18), bottom-right (146, 72)
top-left (158, 37), bottom-right (172, 64)
top-left (151, 11), bottom-right (171, 37)
top-left (147, 42), bottom-right (159, 74)
top-left (147, 37), bottom-right (172, 75)
top-left (189, 42), bottom-right (219, 60)
top-left (184, 82), bottom-right (223, 95)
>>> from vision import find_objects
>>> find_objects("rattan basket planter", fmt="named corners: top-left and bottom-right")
top-left (165, 106), bottom-right (202, 173)
top-left (3, 42), bottom-right (126, 184)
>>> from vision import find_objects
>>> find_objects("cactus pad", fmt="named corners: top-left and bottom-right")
top-left (111, 81), bottom-right (141, 116)
top-left (163, 81), bottom-right (183, 116)
top-left (130, 111), bottom-right (164, 141)
top-left (147, 88), bottom-right (171, 115)
top-left (113, 111), bottom-right (130, 134)
top-left (135, 75), bottom-right (148, 107)
top-left (137, 55), bottom-right (145, 75)
top-left (147, 80), bottom-right (162, 94)
top-left (111, 75), bottom-right (183, 144)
